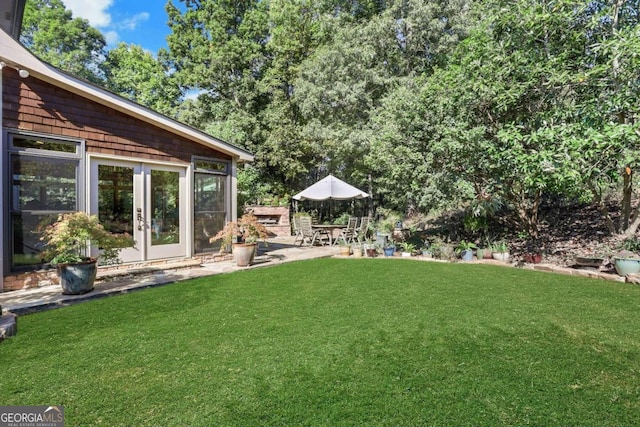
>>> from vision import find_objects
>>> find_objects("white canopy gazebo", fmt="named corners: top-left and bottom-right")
top-left (292, 174), bottom-right (369, 201)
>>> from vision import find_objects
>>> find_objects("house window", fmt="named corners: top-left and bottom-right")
top-left (7, 134), bottom-right (83, 270)
top-left (193, 158), bottom-right (228, 253)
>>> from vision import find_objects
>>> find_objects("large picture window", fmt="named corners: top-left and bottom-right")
top-left (193, 158), bottom-right (228, 253)
top-left (7, 134), bottom-right (83, 270)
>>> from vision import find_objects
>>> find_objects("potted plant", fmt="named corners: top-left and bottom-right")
top-left (574, 245), bottom-right (610, 268)
top-left (419, 238), bottom-right (433, 258)
top-left (613, 250), bottom-right (640, 276)
top-left (476, 239), bottom-right (493, 260)
top-left (352, 243), bottom-right (364, 258)
top-left (383, 240), bottom-right (396, 257)
top-left (612, 237), bottom-right (640, 276)
top-left (364, 240), bottom-right (377, 257)
top-left (400, 242), bottom-right (416, 257)
top-left (210, 213), bottom-right (269, 267)
top-left (40, 212), bottom-right (133, 295)
top-left (455, 240), bottom-right (477, 261)
top-left (522, 239), bottom-right (543, 264)
top-left (491, 241), bottom-right (510, 262)
top-left (338, 241), bottom-right (351, 256)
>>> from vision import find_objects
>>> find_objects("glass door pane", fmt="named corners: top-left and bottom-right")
top-left (194, 173), bottom-right (226, 253)
top-left (92, 161), bottom-right (141, 263)
top-left (150, 170), bottom-right (180, 246)
top-left (146, 166), bottom-right (186, 260)
top-left (98, 165), bottom-right (134, 236)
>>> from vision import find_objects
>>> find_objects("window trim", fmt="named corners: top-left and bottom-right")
top-left (192, 156), bottom-right (230, 254)
top-left (4, 130), bottom-right (85, 272)
top-left (193, 156), bottom-right (229, 175)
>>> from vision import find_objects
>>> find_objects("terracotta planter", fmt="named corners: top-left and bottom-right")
top-left (366, 248), bottom-right (377, 258)
top-left (339, 246), bottom-right (351, 256)
top-left (57, 258), bottom-right (98, 295)
top-left (233, 243), bottom-right (257, 267)
top-left (477, 248), bottom-right (492, 259)
top-left (524, 253), bottom-right (542, 264)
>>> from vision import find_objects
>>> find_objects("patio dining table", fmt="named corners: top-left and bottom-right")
top-left (311, 224), bottom-right (346, 246)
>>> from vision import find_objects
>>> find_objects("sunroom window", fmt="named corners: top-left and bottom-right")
top-left (193, 158), bottom-right (228, 253)
top-left (7, 134), bottom-right (83, 270)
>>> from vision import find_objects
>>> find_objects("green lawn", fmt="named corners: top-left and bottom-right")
top-left (2, 258), bottom-right (640, 426)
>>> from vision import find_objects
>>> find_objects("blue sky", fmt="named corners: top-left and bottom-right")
top-left (61, 0), bottom-right (175, 54)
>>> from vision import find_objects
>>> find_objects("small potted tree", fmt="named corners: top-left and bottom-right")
top-left (40, 212), bottom-right (133, 295)
top-left (210, 213), bottom-right (269, 267)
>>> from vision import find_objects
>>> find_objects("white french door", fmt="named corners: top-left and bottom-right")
top-left (90, 159), bottom-right (187, 263)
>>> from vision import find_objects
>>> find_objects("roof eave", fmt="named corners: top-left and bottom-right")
top-left (0, 29), bottom-right (254, 162)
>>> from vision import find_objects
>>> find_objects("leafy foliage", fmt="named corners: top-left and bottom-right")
top-left (209, 213), bottom-right (269, 250)
top-left (40, 212), bottom-right (133, 264)
top-left (21, 0), bottom-right (106, 83)
top-left (101, 43), bottom-right (181, 115)
top-left (21, 0), bottom-right (640, 238)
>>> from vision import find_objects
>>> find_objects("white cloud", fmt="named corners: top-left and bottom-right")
top-left (61, 0), bottom-right (113, 28)
top-left (104, 30), bottom-right (119, 46)
top-left (118, 12), bottom-right (150, 30)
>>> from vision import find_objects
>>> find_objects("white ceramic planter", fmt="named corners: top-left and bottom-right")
top-left (492, 252), bottom-right (510, 262)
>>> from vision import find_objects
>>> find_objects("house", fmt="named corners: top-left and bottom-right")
top-left (0, 17), bottom-right (253, 292)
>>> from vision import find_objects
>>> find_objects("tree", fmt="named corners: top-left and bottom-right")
top-left (20, 0), bottom-right (106, 83)
top-left (164, 0), bottom-right (327, 193)
top-left (101, 43), bottom-right (181, 116)
top-left (296, 0), bottom-right (472, 205)
top-left (368, 0), bottom-right (640, 239)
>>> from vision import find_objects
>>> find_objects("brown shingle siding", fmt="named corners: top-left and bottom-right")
top-left (3, 74), bottom-right (231, 163)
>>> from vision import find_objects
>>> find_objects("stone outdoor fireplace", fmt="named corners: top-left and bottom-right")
top-left (245, 206), bottom-right (291, 237)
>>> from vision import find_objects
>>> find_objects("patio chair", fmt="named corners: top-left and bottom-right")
top-left (336, 217), bottom-right (358, 246)
top-left (356, 216), bottom-right (371, 243)
top-left (298, 216), bottom-right (330, 246)
top-left (292, 215), bottom-right (303, 245)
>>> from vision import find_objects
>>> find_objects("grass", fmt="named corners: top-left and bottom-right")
top-left (1, 258), bottom-right (640, 426)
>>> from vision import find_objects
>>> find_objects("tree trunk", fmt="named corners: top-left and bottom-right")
top-left (367, 172), bottom-right (374, 218)
top-left (612, 1), bottom-right (633, 232)
top-left (514, 189), bottom-right (541, 240)
top-left (623, 207), bottom-right (640, 238)
top-left (621, 166), bottom-right (632, 231)
top-left (587, 181), bottom-right (616, 235)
